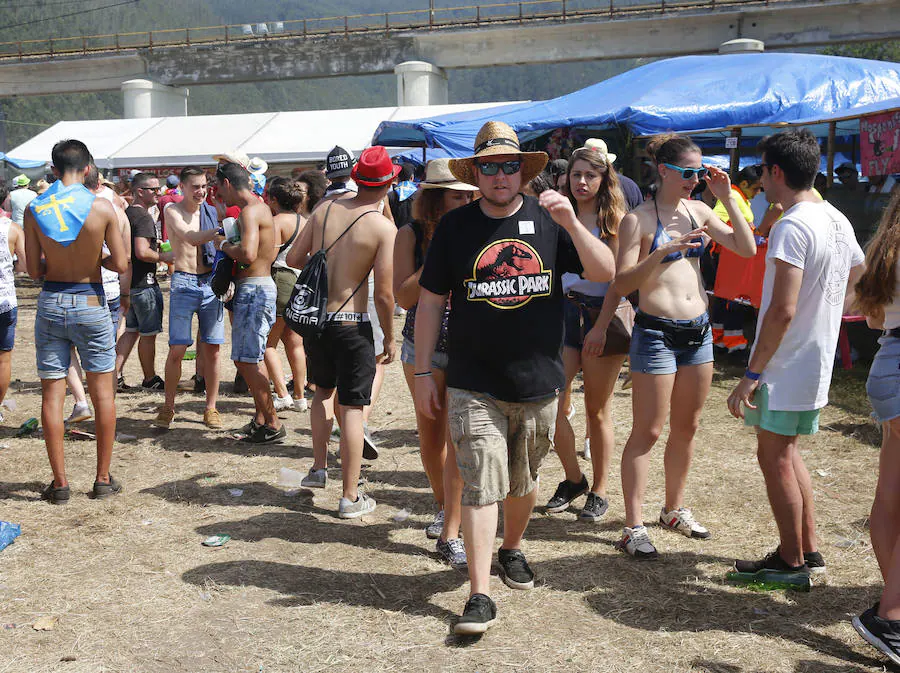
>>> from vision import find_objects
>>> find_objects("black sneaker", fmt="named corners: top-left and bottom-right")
top-left (41, 481), bottom-right (70, 505)
top-left (545, 475), bottom-right (588, 513)
top-left (362, 426), bottom-right (379, 460)
top-left (116, 376), bottom-right (131, 393)
top-left (453, 593), bottom-right (497, 636)
top-left (804, 550), bottom-right (826, 575)
top-left (141, 375), bottom-right (165, 391)
top-left (235, 419), bottom-right (260, 437)
top-left (734, 548), bottom-right (810, 574)
top-left (92, 475), bottom-right (122, 499)
top-left (497, 548), bottom-right (534, 590)
top-left (194, 375), bottom-right (206, 394)
top-left (241, 424), bottom-right (287, 444)
top-left (579, 492), bottom-right (609, 522)
top-left (853, 602), bottom-right (900, 667)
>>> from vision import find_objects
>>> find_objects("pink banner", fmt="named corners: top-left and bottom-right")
top-left (860, 110), bottom-right (900, 177)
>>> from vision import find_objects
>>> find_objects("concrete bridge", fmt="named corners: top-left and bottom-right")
top-left (0, 0), bottom-right (895, 106)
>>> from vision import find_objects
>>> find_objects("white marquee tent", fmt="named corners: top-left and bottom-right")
top-left (9, 102), bottom-right (521, 170)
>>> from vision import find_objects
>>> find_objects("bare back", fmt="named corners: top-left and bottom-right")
top-left (25, 197), bottom-right (118, 284)
top-left (627, 198), bottom-right (709, 319)
top-left (311, 199), bottom-right (394, 313)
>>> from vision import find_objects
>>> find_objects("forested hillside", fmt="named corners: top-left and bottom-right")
top-left (0, 0), bottom-right (637, 148)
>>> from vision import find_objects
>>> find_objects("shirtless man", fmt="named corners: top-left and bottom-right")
top-left (213, 162), bottom-right (284, 443)
top-left (154, 166), bottom-right (224, 430)
top-left (286, 145), bottom-right (397, 519)
top-left (24, 139), bottom-right (128, 504)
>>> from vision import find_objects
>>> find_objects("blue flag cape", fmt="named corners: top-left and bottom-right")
top-left (29, 180), bottom-right (96, 247)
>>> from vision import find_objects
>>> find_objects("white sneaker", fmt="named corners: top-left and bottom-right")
top-left (393, 305), bottom-right (406, 316)
top-left (300, 468), bottom-right (327, 489)
top-left (273, 395), bottom-right (293, 412)
top-left (566, 405), bottom-right (576, 421)
top-left (66, 402), bottom-right (92, 425)
top-left (583, 438), bottom-right (591, 460)
top-left (338, 493), bottom-right (376, 519)
top-left (659, 507), bottom-right (711, 539)
top-left (619, 525), bottom-right (658, 560)
top-left (293, 397), bottom-right (308, 412)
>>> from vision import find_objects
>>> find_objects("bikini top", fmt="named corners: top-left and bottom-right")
top-left (650, 199), bottom-right (706, 264)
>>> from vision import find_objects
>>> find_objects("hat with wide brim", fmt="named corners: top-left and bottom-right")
top-left (448, 121), bottom-right (548, 187)
top-left (213, 150), bottom-right (251, 169)
top-left (247, 156), bottom-right (268, 175)
top-left (418, 158), bottom-right (479, 191)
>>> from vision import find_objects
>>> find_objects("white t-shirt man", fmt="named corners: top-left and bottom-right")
top-left (8, 188), bottom-right (37, 226)
top-left (753, 200), bottom-right (864, 411)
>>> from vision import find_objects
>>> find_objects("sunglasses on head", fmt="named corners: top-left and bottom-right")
top-left (476, 160), bottom-right (521, 176)
top-left (662, 163), bottom-right (709, 180)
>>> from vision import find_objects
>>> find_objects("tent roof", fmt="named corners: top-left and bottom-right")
top-left (9, 102), bottom-right (522, 169)
top-left (372, 53), bottom-right (900, 154)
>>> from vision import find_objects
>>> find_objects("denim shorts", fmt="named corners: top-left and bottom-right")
top-left (867, 334), bottom-right (900, 423)
top-left (231, 277), bottom-right (276, 363)
top-left (168, 271), bottom-right (225, 346)
top-left (400, 337), bottom-right (449, 370)
top-left (744, 384), bottom-right (820, 436)
top-left (125, 285), bottom-right (164, 336)
top-left (0, 307), bottom-right (16, 351)
top-left (35, 291), bottom-right (115, 379)
top-left (107, 296), bottom-right (121, 336)
top-left (629, 311), bottom-right (713, 375)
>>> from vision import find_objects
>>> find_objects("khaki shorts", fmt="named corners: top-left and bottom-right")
top-left (448, 387), bottom-right (557, 507)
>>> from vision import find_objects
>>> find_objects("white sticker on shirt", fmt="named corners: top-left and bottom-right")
top-left (518, 220), bottom-right (534, 235)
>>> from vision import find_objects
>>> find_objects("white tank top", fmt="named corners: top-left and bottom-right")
top-left (0, 218), bottom-right (16, 314)
top-left (96, 187), bottom-right (121, 302)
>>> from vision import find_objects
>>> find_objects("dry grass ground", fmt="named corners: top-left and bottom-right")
top-left (0, 280), bottom-right (893, 672)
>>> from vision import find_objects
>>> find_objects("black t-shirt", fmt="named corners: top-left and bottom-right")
top-left (419, 194), bottom-right (583, 402)
top-left (127, 205), bottom-right (159, 290)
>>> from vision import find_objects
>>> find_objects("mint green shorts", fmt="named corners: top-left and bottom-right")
top-left (744, 384), bottom-right (820, 436)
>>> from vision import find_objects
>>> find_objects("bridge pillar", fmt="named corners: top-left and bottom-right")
top-left (394, 61), bottom-right (448, 107)
top-left (121, 79), bottom-right (189, 118)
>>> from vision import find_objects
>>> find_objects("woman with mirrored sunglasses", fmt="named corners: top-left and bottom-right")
top-left (610, 133), bottom-right (757, 559)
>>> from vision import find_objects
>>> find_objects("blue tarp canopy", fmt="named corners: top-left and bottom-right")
top-left (0, 153), bottom-right (45, 170)
top-left (373, 53), bottom-right (900, 155)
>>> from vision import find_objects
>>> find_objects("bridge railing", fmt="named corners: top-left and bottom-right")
top-left (0, 0), bottom-right (790, 60)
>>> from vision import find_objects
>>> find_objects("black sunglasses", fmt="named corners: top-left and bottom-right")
top-left (139, 186), bottom-right (162, 192)
top-left (476, 160), bottom-right (521, 176)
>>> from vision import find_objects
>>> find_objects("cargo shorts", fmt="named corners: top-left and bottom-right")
top-left (448, 387), bottom-right (557, 507)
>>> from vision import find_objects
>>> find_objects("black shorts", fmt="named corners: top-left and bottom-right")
top-left (305, 322), bottom-right (376, 406)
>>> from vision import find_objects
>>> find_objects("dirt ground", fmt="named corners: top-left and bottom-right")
top-left (0, 279), bottom-right (893, 673)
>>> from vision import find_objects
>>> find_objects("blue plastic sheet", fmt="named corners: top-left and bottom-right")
top-left (0, 521), bottom-right (21, 552)
top-left (374, 53), bottom-right (900, 153)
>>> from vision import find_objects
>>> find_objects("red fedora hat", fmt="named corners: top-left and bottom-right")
top-left (351, 146), bottom-right (401, 187)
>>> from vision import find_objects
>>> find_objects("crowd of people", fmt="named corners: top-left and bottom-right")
top-left (5, 121), bottom-right (900, 662)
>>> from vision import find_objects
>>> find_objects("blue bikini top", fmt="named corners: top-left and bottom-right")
top-left (650, 199), bottom-right (706, 264)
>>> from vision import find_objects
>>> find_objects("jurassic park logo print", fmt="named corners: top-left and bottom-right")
top-left (465, 238), bottom-right (553, 309)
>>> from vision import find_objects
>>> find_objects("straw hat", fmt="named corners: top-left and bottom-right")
top-left (213, 150), bottom-right (251, 169)
top-left (419, 159), bottom-right (478, 191)
top-left (583, 138), bottom-right (617, 164)
top-left (449, 121), bottom-right (548, 186)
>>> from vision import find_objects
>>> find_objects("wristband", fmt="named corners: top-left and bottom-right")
top-left (414, 371), bottom-right (433, 378)
top-left (744, 369), bottom-right (761, 381)
top-left (218, 239), bottom-right (227, 251)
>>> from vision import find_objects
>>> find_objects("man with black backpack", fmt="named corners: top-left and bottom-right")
top-left (285, 146), bottom-right (397, 519)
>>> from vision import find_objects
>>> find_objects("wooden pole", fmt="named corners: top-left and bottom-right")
top-left (826, 121), bottom-right (836, 189)
top-left (728, 128), bottom-right (741, 181)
